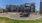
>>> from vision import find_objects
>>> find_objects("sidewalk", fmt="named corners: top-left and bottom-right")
top-left (7, 12), bottom-right (41, 20)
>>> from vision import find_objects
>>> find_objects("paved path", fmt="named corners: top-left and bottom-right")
top-left (7, 12), bottom-right (41, 20)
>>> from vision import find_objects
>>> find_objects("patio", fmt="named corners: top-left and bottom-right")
top-left (7, 12), bottom-right (41, 20)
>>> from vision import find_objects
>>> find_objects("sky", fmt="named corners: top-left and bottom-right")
top-left (0, 0), bottom-right (40, 11)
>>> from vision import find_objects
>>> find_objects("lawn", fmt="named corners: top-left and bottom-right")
top-left (0, 17), bottom-right (42, 23)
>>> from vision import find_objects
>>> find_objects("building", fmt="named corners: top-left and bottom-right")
top-left (3, 9), bottom-right (7, 13)
top-left (20, 3), bottom-right (35, 12)
top-left (0, 8), bottom-right (3, 13)
top-left (40, 0), bottom-right (42, 14)
top-left (6, 3), bottom-right (35, 12)
top-left (6, 5), bottom-right (11, 12)
top-left (31, 3), bottom-right (35, 12)
top-left (24, 3), bottom-right (31, 12)
top-left (6, 4), bottom-right (17, 12)
top-left (20, 3), bottom-right (31, 12)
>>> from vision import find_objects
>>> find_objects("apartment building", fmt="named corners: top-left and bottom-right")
top-left (31, 3), bottom-right (35, 12)
top-left (6, 4), bottom-right (17, 12)
top-left (6, 3), bottom-right (35, 12)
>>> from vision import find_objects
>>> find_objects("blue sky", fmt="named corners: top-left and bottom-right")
top-left (0, 0), bottom-right (40, 11)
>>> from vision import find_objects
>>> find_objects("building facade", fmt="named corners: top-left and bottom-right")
top-left (6, 3), bottom-right (35, 12)
top-left (6, 4), bottom-right (17, 12)
top-left (40, 0), bottom-right (42, 14)
top-left (31, 3), bottom-right (35, 12)
top-left (0, 8), bottom-right (3, 13)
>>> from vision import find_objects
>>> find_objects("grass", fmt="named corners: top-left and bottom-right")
top-left (0, 17), bottom-right (42, 23)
